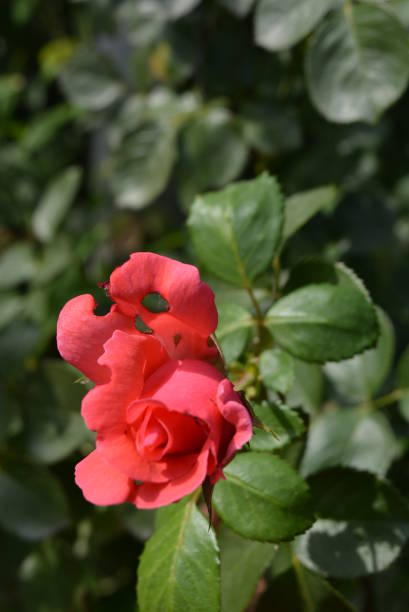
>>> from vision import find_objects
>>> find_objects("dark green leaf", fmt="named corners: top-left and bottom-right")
top-left (137, 496), bottom-right (219, 612)
top-left (283, 185), bottom-right (339, 242)
top-left (180, 108), bottom-right (248, 193)
top-left (301, 409), bottom-right (399, 477)
top-left (251, 401), bottom-right (305, 451)
top-left (188, 174), bottom-right (284, 286)
top-left (216, 302), bottom-right (254, 363)
top-left (306, 3), bottom-right (409, 123)
top-left (0, 459), bottom-right (69, 540)
top-left (219, 525), bottom-right (274, 612)
top-left (255, 0), bottom-right (334, 51)
top-left (213, 452), bottom-right (314, 542)
top-left (32, 166), bottom-right (82, 242)
top-left (0, 389), bottom-right (22, 443)
top-left (324, 308), bottom-right (395, 402)
top-left (396, 344), bottom-right (409, 422)
top-left (258, 556), bottom-right (357, 611)
top-left (259, 348), bottom-right (295, 394)
top-left (265, 283), bottom-right (379, 363)
top-left (295, 468), bottom-right (409, 577)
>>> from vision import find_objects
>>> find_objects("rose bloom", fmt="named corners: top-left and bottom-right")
top-left (57, 253), bottom-right (252, 509)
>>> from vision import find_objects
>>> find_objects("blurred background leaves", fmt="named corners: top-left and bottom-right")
top-left (2, 0), bottom-right (409, 610)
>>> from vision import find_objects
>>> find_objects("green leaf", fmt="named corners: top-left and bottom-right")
top-left (301, 409), bottom-right (399, 478)
top-left (32, 167), bottom-right (82, 243)
top-left (0, 459), bottom-right (69, 540)
top-left (218, 0), bottom-right (255, 17)
top-left (188, 174), bottom-right (284, 286)
top-left (115, 506), bottom-right (155, 541)
top-left (213, 452), bottom-right (314, 542)
top-left (287, 359), bottom-right (323, 415)
top-left (0, 292), bottom-right (25, 330)
top-left (251, 402), bottom-right (305, 451)
top-left (111, 120), bottom-right (177, 209)
top-left (265, 283), bottom-right (379, 363)
top-left (324, 308), bottom-right (395, 403)
top-left (137, 496), bottom-right (220, 612)
top-left (255, 0), bottom-right (334, 51)
top-left (22, 104), bottom-right (79, 152)
top-left (259, 348), bottom-right (295, 394)
top-left (162, 0), bottom-right (201, 19)
top-left (0, 389), bottom-right (22, 443)
top-left (215, 302), bottom-right (254, 364)
top-left (60, 46), bottom-right (124, 111)
top-left (396, 344), bottom-right (409, 422)
top-left (219, 525), bottom-right (274, 612)
top-left (294, 468), bottom-right (409, 578)
top-left (0, 242), bottom-right (36, 290)
top-left (306, 3), bottom-right (409, 123)
top-left (180, 108), bottom-right (248, 193)
top-left (283, 185), bottom-right (339, 242)
top-left (258, 556), bottom-right (357, 611)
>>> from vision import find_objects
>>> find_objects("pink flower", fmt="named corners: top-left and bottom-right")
top-left (57, 253), bottom-right (252, 509)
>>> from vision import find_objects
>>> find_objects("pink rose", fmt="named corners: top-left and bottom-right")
top-left (57, 252), bottom-right (252, 509)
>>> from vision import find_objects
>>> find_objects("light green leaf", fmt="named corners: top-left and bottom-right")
top-left (0, 242), bottom-right (36, 290)
top-left (324, 308), bottom-right (395, 402)
top-left (306, 3), bottom-right (409, 123)
top-left (111, 120), bottom-right (177, 209)
top-left (137, 496), bottom-right (219, 612)
top-left (0, 459), bottom-right (69, 540)
top-left (287, 359), bottom-right (323, 415)
top-left (216, 302), bottom-right (254, 363)
top-left (188, 173), bottom-right (284, 286)
top-left (301, 409), bottom-right (399, 477)
top-left (251, 401), bottom-right (305, 451)
top-left (162, 0), bottom-right (201, 19)
top-left (259, 348), bottom-right (295, 394)
top-left (32, 167), bottom-right (82, 242)
top-left (218, 0), bottom-right (255, 17)
top-left (219, 525), bottom-right (274, 612)
top-left (295, 468), bottom-right (409, 578)
top-left (60, 46), bottom-right (124, 111)
top-left (283, 185), bottom-right (339, 242)
top-left (255, 0), bottom-right (334, 51)
top-left (265, 283), bottom-right (379, 363)
top-left (213, 452), bottom-right (314, 542)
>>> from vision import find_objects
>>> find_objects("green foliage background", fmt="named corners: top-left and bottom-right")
top-left (2, 0), bottom-right (409, 610)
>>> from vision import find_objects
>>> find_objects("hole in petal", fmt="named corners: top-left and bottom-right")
top-left (134, 480), bottom-right (143, 486)
top-left (173, 333), bottom-right (182, 347)
top-left (141, 292), bottom-right (170, 313)
top-left (135, 315), bottom-right (153, 334)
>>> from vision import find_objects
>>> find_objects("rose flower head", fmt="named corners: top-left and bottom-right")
top-left (57, 252), bottom-right (253, 509)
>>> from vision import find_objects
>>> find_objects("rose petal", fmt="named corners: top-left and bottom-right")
top-left (82, 330), bottom-right (168, 433)
top-left (216, 379), bottom-right (253, 470)
top-left (56, 294), bottom-right (134, 384)
top-left (131, 448), bottom-right (210, 509)
top-left (75, 450), bottom-right (135, 505)
top-left (108, 252), bottom-right (218, 356)
top-left (97, 431), bottom-right (199, 483)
